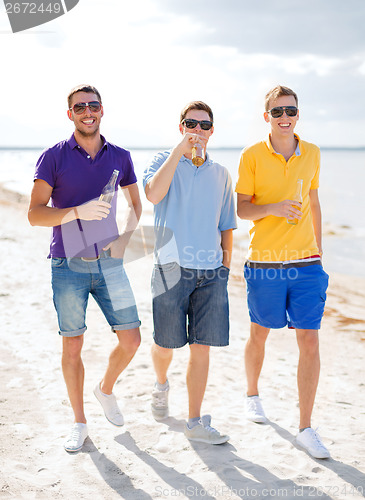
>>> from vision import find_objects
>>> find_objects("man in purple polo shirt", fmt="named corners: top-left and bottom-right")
top-left (28, 84), bottom-right (142, 452)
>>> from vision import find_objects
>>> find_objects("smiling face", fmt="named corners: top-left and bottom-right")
top-left (264, 95), bottom-right (299, 138)
top-left (67, 91), bottom-right (104, 138)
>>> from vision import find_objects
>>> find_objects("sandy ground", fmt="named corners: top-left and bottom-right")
top-left (0, 186), bottom-right (364, 500)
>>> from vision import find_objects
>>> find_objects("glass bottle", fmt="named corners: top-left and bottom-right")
top-left (99, 169), bottom-right (119, 203)
top-left (191, 143), bottom-right (204, 166)
top-left (287, 178), bottom-right (303, 225)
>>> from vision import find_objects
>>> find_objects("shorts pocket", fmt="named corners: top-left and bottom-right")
top-left (152, 263), bottom-right (181, 298)
top-left (51, 257), bottom-right (65, 268)
top-left (154, 262), bottom-right (179, 273)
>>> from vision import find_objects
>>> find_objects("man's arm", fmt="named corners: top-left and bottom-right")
top-left (221, 228), bottom-right (233, 269)
top-left (237, 193), bottom-right (302, 221)
top-left (309, 189), bottom-right (323, 255)
top-left (28, 179), bottom-right (111, 227)
top-left (104, 182), bottom-right (142, 258)
top-left (144, 133), bottom-right (207, 205)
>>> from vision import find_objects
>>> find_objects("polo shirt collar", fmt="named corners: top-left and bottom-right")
top-left (265, 133), bottom-right (302, 157)
top-left (67, 133), bottom-right (108, 151)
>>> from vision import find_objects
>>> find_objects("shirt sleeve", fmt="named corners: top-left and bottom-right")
top-left (143, 151), bottom-right (170, 189)
top-left (219, 171), bottom-right (237, 231)
top-left (119, 150), bottom-right (138, 187)
top-left (235, 148), bottom-right (255, 196)
top-left (310, 148), bottom-right (321, 190)
top-left (34, 148), bottom-right (56, 188)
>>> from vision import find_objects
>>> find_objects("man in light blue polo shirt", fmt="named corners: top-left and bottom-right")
top-left (143, 101), bottom-right (236, 445)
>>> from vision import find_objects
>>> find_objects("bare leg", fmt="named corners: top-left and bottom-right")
top-left (100, 328), bottom-right (141, 395)
top-left (151, 342), bottom-right (173, 384)
top-left (187, 344), bottom-right (210, 419)
top-left (62, 335), bottom-right (86, 423)
top-left (296, 329), bottom-right (320, 429)
top-left (245, 322), bottom-right (270, 396)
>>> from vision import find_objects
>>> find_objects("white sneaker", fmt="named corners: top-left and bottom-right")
top-left (93, 383), bottom-right (124, 426)
top-left (184, 415), bottom-right (230, 445)
top-left (246, 395), bottom-right (267, 423)
top-left (295, 428), bottom-right (330, 459)
top-left (151, 381), bottom-right (169, 421)
top-left (64, 423), bottom-right (88, 452)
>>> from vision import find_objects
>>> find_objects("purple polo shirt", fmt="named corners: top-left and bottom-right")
top-left (34, 134), bottom-right (137, 258)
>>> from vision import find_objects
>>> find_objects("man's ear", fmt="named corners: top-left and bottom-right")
top-left (67, 109), bottom-right (74, 122)
top-left (263, 111), bottom-right (270, 123)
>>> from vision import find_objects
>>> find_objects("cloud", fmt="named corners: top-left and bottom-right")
top-left (0, 0), bottom-right (364, 147)
top-left (153, 0), bottom-right (365, 56)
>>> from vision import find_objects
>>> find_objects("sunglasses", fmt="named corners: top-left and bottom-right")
top-left (70, 101), bottom-right (102, 115)
top-left (182, 118), bottom-right (213, 130)
top-left (268, 106), bottom-right (298, 118)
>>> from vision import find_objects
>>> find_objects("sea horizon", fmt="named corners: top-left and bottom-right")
top-left (1, 145), bottom-right (365, 151)
top-left (1, 146), bottom-right (365, 277)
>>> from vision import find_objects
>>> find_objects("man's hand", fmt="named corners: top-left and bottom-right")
top-left (270, 200), bottom-right (302, 221)
top-left (103, 234), bottom-right (128, 259)
top-left (177, 131), bottom-right (207, 157)
top-left (76, 200), bottom-right (111, 221)
top-left (237, 193), bottom-right (302, 221)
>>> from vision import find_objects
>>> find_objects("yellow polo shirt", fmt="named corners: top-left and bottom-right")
top-left (235, 134), bottom-right (320, 262)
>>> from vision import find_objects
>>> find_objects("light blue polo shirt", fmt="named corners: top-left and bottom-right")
top-left (143, 150), bottom-right (237, 269)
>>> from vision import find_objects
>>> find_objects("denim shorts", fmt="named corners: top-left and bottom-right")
top-left (151, 263), bottom-right (230, 348)
top-left (244, 262), bottom-right (329, 330)
top-left (51, 253), bottom-right (140, 337)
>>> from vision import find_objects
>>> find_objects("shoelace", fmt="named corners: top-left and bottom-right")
top-left (153, 393), bottom-right (168, 408)
top-left (68, 426), bottom-right (83, 442)
top-left (200, 419), bottom-right (219, 435)
top-left (247, 398), bottom-right (263, 413)
top-left (109, 402), bottom-right (122, 417)
top-left (152, 386), bottom-right (168, 408)
top-left (311, 428), bottom-right (327, 450)
top-left (204, 425), bottom-right (219, 435)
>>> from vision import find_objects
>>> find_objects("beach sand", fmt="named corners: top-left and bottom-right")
top-left (0, 185), bottom-right (364, 500)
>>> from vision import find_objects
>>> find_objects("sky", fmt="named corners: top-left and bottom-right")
top-left (1, 0), bottom-right (365, 148)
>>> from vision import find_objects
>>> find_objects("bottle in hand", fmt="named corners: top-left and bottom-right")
top-left (99, 169), bottom-right (119, 203)
top-left (287, 179), bottom-right (303, 225)
top-left (191, 143), bottom-right (204, 166)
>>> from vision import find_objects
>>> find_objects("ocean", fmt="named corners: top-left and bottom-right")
top-left (1, 147), bottom-right (364, 277)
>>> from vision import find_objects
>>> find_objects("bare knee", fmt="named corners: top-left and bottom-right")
top-left (249, 323), bottom-right (270, 347)
top-left (189, 343), bottom-right (210, 360)
top-left (152, 343), bottom-right (173, 360)
top-left (62, 335), bottom-right (83, 363)
top-left (297, 329), bottom-right (319, 355)
top-left (116, 328), bottom-right (141, 355)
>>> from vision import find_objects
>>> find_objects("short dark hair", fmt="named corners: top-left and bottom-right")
top-left (67, 84), bottom-right (102, 109)
top-left (180, 101), bottom-right (214, 123)
top-left (265, 85), bottom-right (298, 111)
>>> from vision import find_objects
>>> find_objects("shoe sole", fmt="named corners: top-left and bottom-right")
top-left (64, 444), bottom-right (84, 452)
top-left (295, 439), bottom-right (330, 459)
top-left (186, 435), bottom-right (230, 445)
top-left (93, 388), bottom-right (124, 427)
top-left (247, 415), bottom-right (267, 424)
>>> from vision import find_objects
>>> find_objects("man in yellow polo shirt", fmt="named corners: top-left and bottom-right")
top-left (236, 85), bottom-right (330, 459)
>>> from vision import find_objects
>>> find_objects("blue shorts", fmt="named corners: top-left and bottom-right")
top-left (244, 262), bottom-right (329, 330)
top-left (51, 252), bottom-right (140, 337)
top-left (151, 263), bottom-right (230, 348)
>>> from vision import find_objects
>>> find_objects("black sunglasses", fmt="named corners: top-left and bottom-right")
top-left (182, 118), bottom-right (213, 130)
top-left (70, 101), bottom-right (102, 115)
top-left (268, 106), bottom-right (298, 118)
